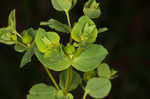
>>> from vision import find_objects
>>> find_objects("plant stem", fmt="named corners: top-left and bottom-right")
top-left (65, 11), bottom-right (71, 32)
top-left (43, 66), bottom-right (60, 90)
top-left (82, 92), bottom-right (88, 99)
top-left (16, 41), bottom-right (28, 48)
top-left (64, 67), bottom-right (72, 95)
top-left (65, 10), bottom-right (72, 44)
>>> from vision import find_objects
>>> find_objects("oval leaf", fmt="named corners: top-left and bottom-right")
top-left (51, 0), bottom-right (72, 11)
top-left (72, 44), bottom-right (108, 72)
top-left (27, 83), bottom-right (57, 99)
top-left (85, 78), bottom-right (111, 98)
top-left (97, 63), bottom-right (111, 79)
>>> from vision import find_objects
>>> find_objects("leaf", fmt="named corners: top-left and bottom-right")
top-left (83, 0), bottom-right (101, 19)
top-left (21, 28), bottom-right (35, 44)
top-left (34, 46), bottom-right (71, 71)
top-left (72, 44), bottom-right (108, 72)
top-left (0, 27), bottom-right (16, 45)
top-left (85, 77), bottom-right (111, 98)
top-left (59, 70), bottom-right (82, 91)
top-left (97, 63), bottom-right (111, 79)
top-left (8, 9), bottom-right (16, 30)
top-left (71, 16), bottom-right (98, 43)
top-left (51, 0), bottom-right (72, 11)
top-left (20, 44), bottom-right (35, 68)
top-left (27, 83), bottom-right (57, 99)
top-left (14, 44), bottom-right (26, 53)
top-left (98, 27), bottom-right (108, 33)
top-left (40, 19), bottom-right (69, 33)
top-left (35, 28), bottom-right (60, 53)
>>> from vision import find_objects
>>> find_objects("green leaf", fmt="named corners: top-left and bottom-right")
top-left (98, 27), bottom-right (108, 33)
top-left (40, 19), bottom-right (69, 33)
top-left (72, 44), bottom-right (108, 72)
top-left (14, 44), bottom-right (26, 52)
top-left (27, 83), bottom-right (57, 99)
top-left (0, 27), bottom-right (16, 45)
top-left (71, 16), bottom-right (98, 43)
top-left (83, 0), bottom-right (101, 19)
top-left (97, 63), bottom-right (111, 79)
top-left (8, 9), bottom-right (16, 30)
top-left (20, 44), bottom-right (35, 68)
top-left (27, 83), bottom-right (73, 99)
top-left (59, 70), bottom-right (82, 91)
top-left (51, 0), bottom-right (72, 11)
top-left (35, 28), bottom-right (60, 53)
top-left (34, 46), bottom-right (71, 71)
top-left (85, 77), bottom-right (111, 98)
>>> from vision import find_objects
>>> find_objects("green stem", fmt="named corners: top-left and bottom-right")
top-left (43, 66), bottom-right (60, 90)
top-left (16, 41), bottom-right (28, 48)
top-left (65, 10), bottom-right (72, 44)
top-left (64, 67), bottom-right (72, 95)
top-left (82, 92), bottom-right (88, 99)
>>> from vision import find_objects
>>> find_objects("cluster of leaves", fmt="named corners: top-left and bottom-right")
top-left (0, 0), bottom-right (118, 99)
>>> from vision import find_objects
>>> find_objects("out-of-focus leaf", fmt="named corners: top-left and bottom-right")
top-left (40, 19), bottom-right (69, 33)
top-left (83, 0), bottom-right (101, 19)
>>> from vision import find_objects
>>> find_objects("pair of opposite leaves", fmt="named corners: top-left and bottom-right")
top-left (27, 64), bottom-right (114, 99)
top-left (34, 16), bottom-right (108, 72)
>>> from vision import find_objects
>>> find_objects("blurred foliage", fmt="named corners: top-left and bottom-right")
top-left (0, 0), bottom-right (150, 99)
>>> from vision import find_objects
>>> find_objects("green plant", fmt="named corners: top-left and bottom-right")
top-left (0, 0), bottom-right (118, 99)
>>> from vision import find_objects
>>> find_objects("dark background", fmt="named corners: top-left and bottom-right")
top-left (0, 0), bottom-right (150, 99)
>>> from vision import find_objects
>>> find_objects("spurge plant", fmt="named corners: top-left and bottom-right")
top-left (0, 0), bottom-right (118, 99)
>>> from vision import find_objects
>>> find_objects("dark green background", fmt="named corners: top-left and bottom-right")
top-left (0, 0), bottom-right (150, 99)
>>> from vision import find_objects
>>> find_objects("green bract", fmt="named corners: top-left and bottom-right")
top-left (35, 28), bottom-right (60, 53)
top-left (83, 0), bottom-right (101, 19)
top-left (0, 10), bottom-right (17, 45)
top-left (0, 27), bottom-right (16, 45)
top-left (72, 44), bottom-right (108, 72)
top-left (71, 16), bottom-right (98, 43)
